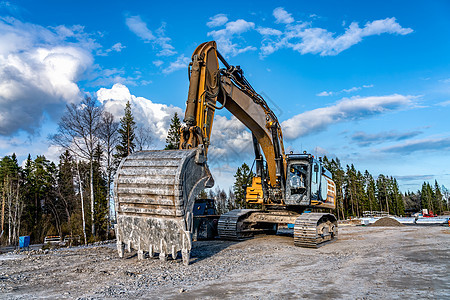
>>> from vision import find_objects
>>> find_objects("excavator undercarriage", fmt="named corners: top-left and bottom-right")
top-left (218, 210), bottom-right (337, 248)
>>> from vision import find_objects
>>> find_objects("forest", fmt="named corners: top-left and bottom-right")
top-left (0, 98), bottom-right (449, 246)
top-left (210, 160), bottom-right (449, 220)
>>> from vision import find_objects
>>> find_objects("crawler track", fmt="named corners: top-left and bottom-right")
top-left (218, 209), bottom-right (259, 240)
top-left (293, 213), bottom-right (338, 248)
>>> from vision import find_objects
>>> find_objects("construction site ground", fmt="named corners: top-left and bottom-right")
top-left (1, 226), bottom-right (449, 299)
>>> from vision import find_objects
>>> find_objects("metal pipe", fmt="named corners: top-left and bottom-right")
top-left (184, 55), bottom-right (200, 126)
top-left (216, 50), bottom-right (231, 70)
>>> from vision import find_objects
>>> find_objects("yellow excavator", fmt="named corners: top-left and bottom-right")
top-left (114, 41), bottom-right (338, 265)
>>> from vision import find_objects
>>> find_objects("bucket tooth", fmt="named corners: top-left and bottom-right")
top-left (148, 245), bottom-right (155, 258)
top-left (114, 148), bottom-right (213, 264)
top-left (182, 249), bottom-right (190, 266)
top-left (117, 242), bottom-right (125, 258)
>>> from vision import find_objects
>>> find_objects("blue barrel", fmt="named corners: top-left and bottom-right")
top-left (19, 236), bottom-right (30, 248)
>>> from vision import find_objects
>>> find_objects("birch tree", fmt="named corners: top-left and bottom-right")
top-left (51, 96), bottom-right (103, 237)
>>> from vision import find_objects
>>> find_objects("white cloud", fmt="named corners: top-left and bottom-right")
top-left (89, 68), bottom-right (143, 87)
top-left (207, 18), bottom-right (256, 57)
top-left (258, 10), bottom-right (413, 57)
top-left (317, 84), bottom-right (374, 97)
top-left (96, 42), bottom-right (126, 56)
top-left (342, 87), bottom-right (361, 93)
top-left (351, 130), bottom-right (423, 146)
top-left (111, 42), bottom-right (125, 52)
top-left (97, 83), bottom-right (182, 144)
top-left (162, 54), bottom-right (190, 74)
top-left (281, 94), bottom-right (414, 140)
top-left (0, 17), bottom-right (95, 135)
top-left (379, 137), bottom-right (450, 154)
top-left (273, 7), bottom-right (294, 24)
top-left (437, 100), bottom-right (450, 107)
top-left (207, 14), bottom-right (228, 28)
top-left (125, 15), bottom-right (155, 41)
top-left (362, 18), bottom-right (413, 36)
top-left (153, 60), bottom-right (164, 67)
top-left (125, 16), bottom-right (176, 56)
top-left (317, 91), bottom-right (333, 97)
top-left (256, 27), bottom-right (283, 36)
top-left (207, 115), bottom-right (253, 163)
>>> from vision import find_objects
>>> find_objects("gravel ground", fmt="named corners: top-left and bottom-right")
top-left (0, 226), bottom-right (449, 299)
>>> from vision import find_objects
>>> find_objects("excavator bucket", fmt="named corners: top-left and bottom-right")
top-left (114, 147), bottom-right (213, 265)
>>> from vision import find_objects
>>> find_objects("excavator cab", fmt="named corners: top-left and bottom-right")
top-left (285, 154), bottom-right (336, 209)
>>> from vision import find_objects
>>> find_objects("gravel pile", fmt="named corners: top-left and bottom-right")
top-left (372, 217), bottom-right (404, 227)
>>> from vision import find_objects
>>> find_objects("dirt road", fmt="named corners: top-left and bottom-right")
top-left (1, 226), bottom-right (449, 299)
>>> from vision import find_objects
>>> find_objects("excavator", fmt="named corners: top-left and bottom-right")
top-left (114, 41), bottom-right (338, 265)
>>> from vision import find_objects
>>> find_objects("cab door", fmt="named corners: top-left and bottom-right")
top-left (310, 160), bottom-right (320, 200)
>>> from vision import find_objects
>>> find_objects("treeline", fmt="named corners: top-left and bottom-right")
top-left (323, 156), bottom-right (449, 218)
top-left (0, 151), bottom-right (108, 246)
top-left (206, 159), bottom-right (449, 220)
top-left (201, 163), bottom-right (254, 215)
top-left (0, 97), bottom-right (155, 246)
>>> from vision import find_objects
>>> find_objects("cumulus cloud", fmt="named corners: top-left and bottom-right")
top-left (379, 137), bottom-right (450, 154)
top-left (207, 115), bottom-right (253, 163)
top-left (125, 16), bottom-right (176, 56)
top-left (207, 18), bottom-right (256, 57)
top-left (96, 84), bottom-right (253, 160)
top-left (273, 7), bottom-right (294, 24)
top-left (96, 83), bottom-right (182, 144)
top-left (259, 8), bottom-right (413, 57)
top-left (207, 14), bottom-right (228, 28)
top-left (162, 54), bottom-right (190, 74)
top-left (351, 130), bottom-right (423, 146)
top-left (0, 17), bottom-right (96, 136)
top-left (281, 94), bottom-right (414, 140)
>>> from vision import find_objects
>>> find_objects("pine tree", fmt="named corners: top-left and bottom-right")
top-left (21, 154), bottom-right (35, 238)
top-left (165, 112), bottom-right (181, 150)
top-left (364, 171), bottom-right (377, 212)
top-left (344, 164), bottom-right (358, 217)
top-left (433, 180), bottom-right (443, 215)
top-left (233, 163), bottom-right (253, 209)
top-left (376, 175), bottom-right (390, 214)
top-left (57, 151), bottom-right (77, 238)
top-left (323, 157), bottom-right (345, 219)
top-left (93, 144), bottom-right (108, 239)
top-left (420, 182), bottom-right (434, 212)
top-left (115, 101), bottom-right (136, 159)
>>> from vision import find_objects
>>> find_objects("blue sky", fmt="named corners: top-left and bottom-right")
top-left (1, 0), bottom-right (449, 191)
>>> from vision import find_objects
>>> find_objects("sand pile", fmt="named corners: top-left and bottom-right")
top-left (372, 217), bottom-right (404, 227)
